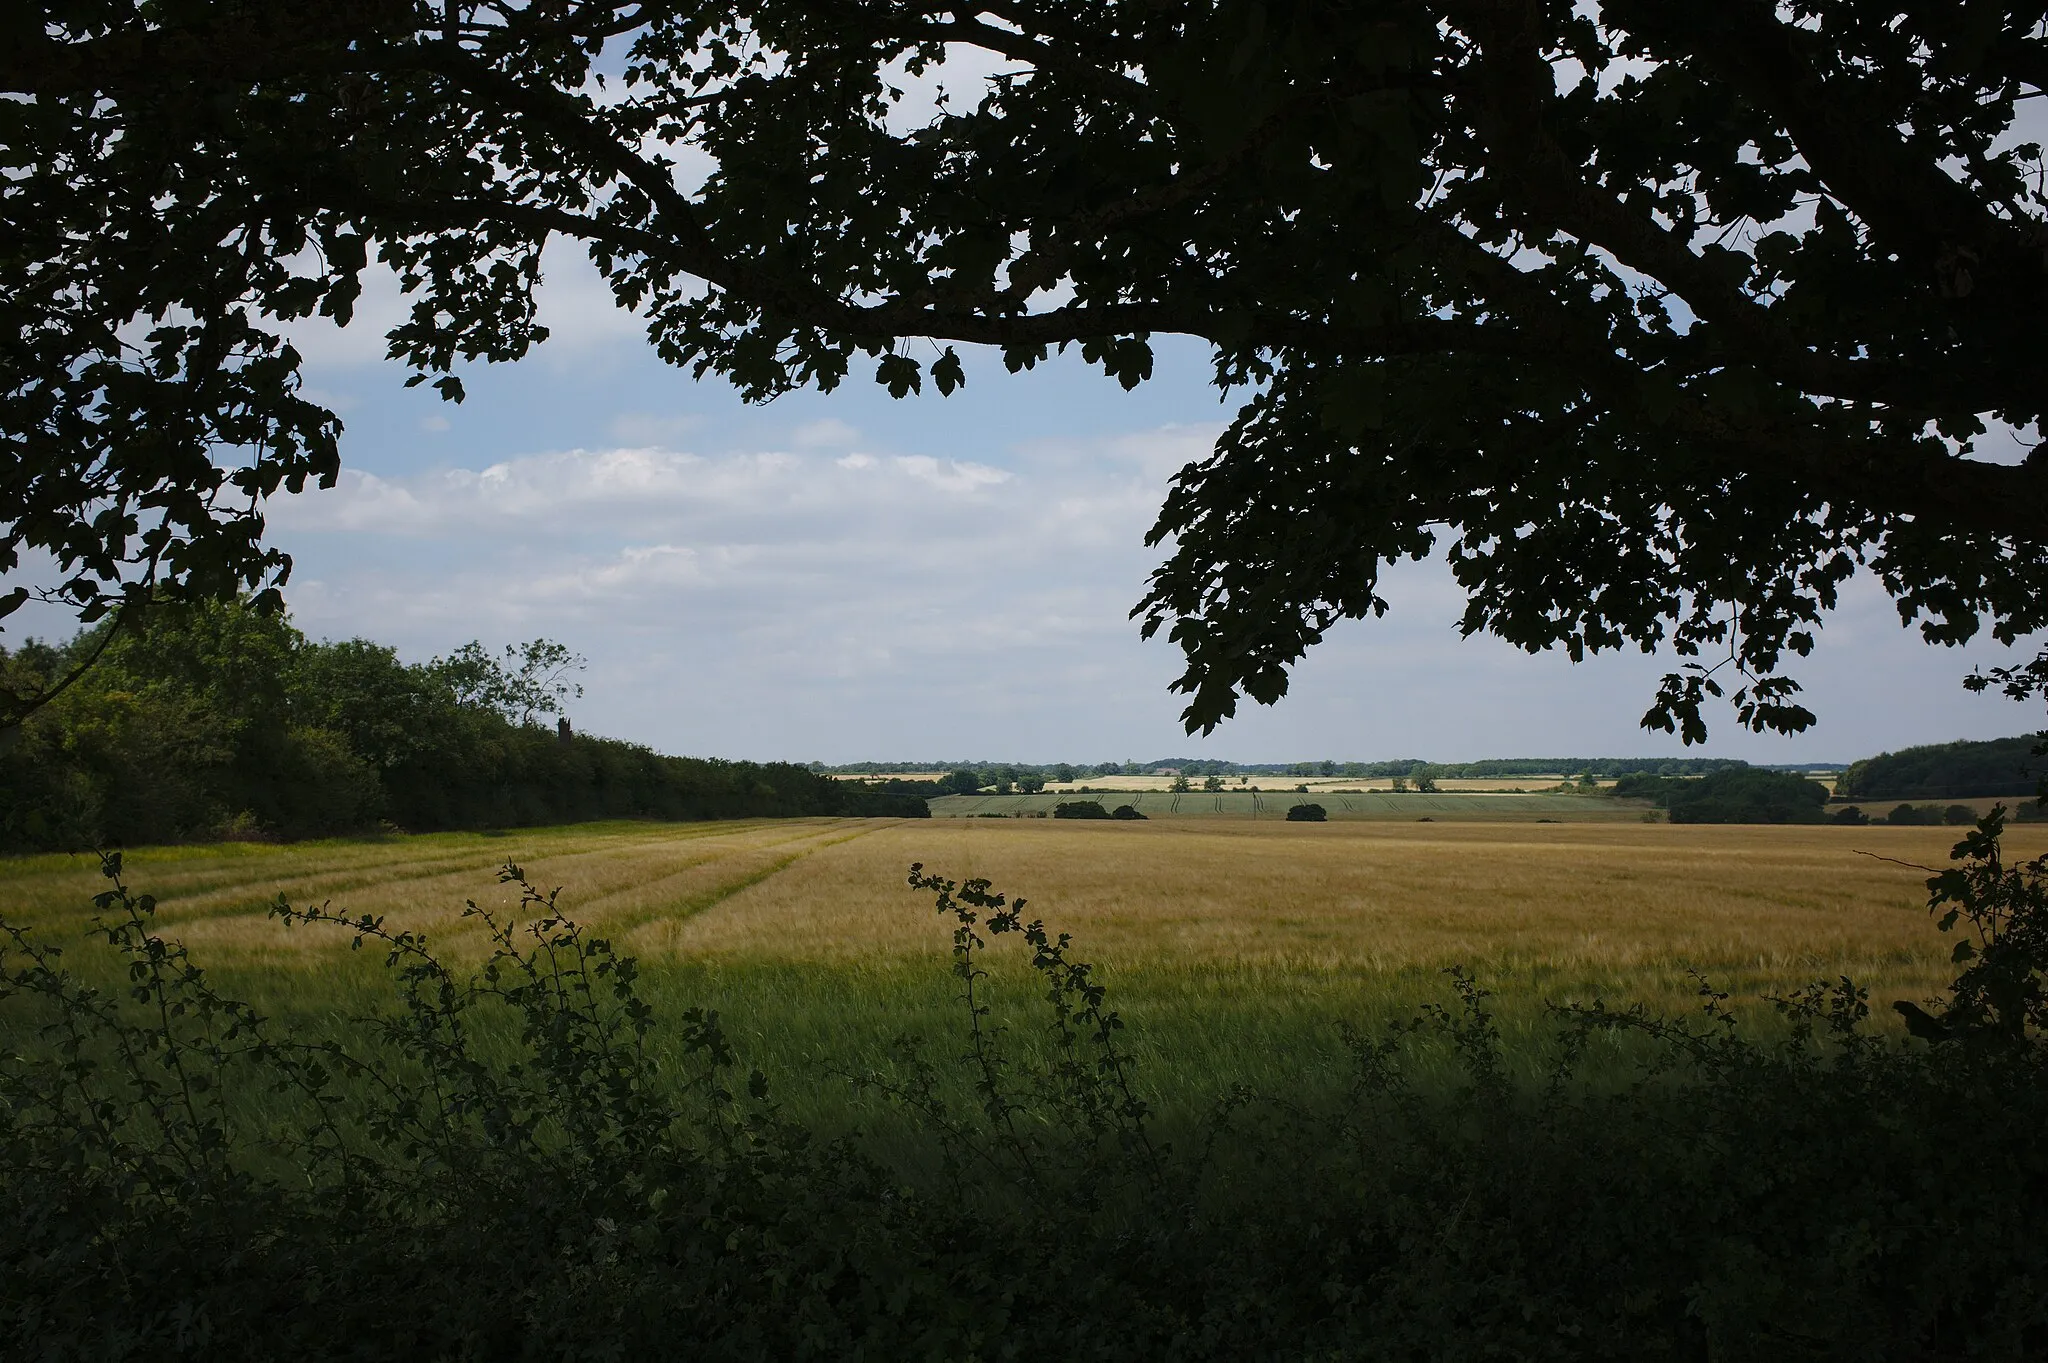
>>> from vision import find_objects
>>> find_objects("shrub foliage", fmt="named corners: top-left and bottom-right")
top-left (0, 604), bottom-right (920, 850)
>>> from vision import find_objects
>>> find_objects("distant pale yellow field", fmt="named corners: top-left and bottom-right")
top-left (8, 816), bottom-right (2038, 1017)
top-left (824, 771), bottom-right (1599, 792)
top-left (827, 772), bottom-right (1855, 794)
top-left (1041, 774), bottom-right (1601, 793)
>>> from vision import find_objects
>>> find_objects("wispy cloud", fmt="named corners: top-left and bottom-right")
top-left (269, 421), bottom-right (1329, 706)
top-left (274, 440), bottom-right (1033, 545)
top-left (607, 412), bottom-right (703, 444)
top-left (266, 424), bottom-right (1228, 757)
top-left (261, 416), bottom-right (2042, 764)
top-left (793, 417), bottom-right (859, 448)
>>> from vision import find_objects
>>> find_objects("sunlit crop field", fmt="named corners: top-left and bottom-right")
top-left (7, 816), bottom-right (2040, 1128)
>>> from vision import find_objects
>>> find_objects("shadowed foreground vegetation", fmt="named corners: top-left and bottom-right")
top-left (5, 815), bottom-right (2048, 1358)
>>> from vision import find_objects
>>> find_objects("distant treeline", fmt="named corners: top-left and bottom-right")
top-left (821, 756), bottom-right (1761, 781)
top-left (1837, 735), bottom-right (2046, 802)
top-left (0, 604), bottom-right (922, 852)
top-left (1369, 757), bottom-right (1758, 779)
top-left (1614, 767), bottom-right (2045, 825)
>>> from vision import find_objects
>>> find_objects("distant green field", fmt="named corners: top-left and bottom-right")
top-left (929, 789), bottom-right (1653, 821)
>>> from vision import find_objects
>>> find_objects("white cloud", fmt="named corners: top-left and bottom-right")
top-left (891, 455), bottom-right (1011, 493)
top-left (1104, 424), bottom-right (1217, 482)
top-left (271, 469), bottom-right (438, 534)
top-left (279, 263), bottom-right (407, 368)
top-left (274, 441), bottom-right (1041, 547)
top-left (530, 238), bottom-right (645, 357)
top-left (269, 427), bottom-right (1190, 754)
top-left (794, 418), bottom-right (859, 448)
top-left (297, 386), bottom-right (360, 414)
top-left (878, 43), bottom-right (1012, 135)
top-left (608, 412), bottom-right (702, 445)
top-left (1971, 417), bottom-right (2041, 466)
top-left (264, 414), bottom-right (2046, 765)
top-left (536, 543), bottom-right (713, 598)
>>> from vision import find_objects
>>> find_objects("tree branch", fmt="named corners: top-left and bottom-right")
top-left (1446, 0), bottom-right (2028, 417)
top-left (1640, 2), bottom-right (2045, 267)
top-left (0, 3), bottom-right (413, 96)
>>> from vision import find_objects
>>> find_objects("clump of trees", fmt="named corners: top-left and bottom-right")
top-left (1883, 803), bottom-right (1992, 827)
top-left (1611, 772), bottom-right (1689, 805)
top-left (1612, 769), bottom-right (1828, 824)
top-left (0, 603), bottom-right (920, 851)
top-left (1046, 800), bottom-right (1146, 821)
top-left (941, 767), bottom-right (1050, 796)
top-left (1831, 804), bottom-right (1990, 827)
top-left (1286, 804), bottom-right (1328, 823)
top-left (1667, 771), bottom-right (1829, 825)
top-left (1837, 736), bottom-right (2046, 802)
top-left (1621, 735), bottom-right (2048, 827)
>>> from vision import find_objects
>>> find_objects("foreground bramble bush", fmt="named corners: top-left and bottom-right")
top-left (3, 817), bottom-right (2047, 1359)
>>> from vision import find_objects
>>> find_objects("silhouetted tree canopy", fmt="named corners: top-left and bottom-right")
top-left (6, 1), bottom-right (2046, 734)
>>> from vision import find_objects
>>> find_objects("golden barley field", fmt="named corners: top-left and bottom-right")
top-left (6, 814), bottom-right (2036, 1004)
top-left (5, 815), bottom-right (2040, 1123)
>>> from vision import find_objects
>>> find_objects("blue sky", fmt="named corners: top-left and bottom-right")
top-left (192, 242), bottom-right (2040, 767)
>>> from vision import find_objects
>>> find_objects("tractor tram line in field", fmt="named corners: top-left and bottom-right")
top-left (203, 823), bottom-right (826, 934)
top-left (583, 822), bottom-right (886, 939)
top-left (0, 819), bottom-right (880, 948)
top-left (13, 821), bottom-right (752, 927)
